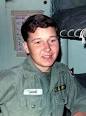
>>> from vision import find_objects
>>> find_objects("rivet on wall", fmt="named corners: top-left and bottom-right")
top-left (43, 0), bottom-right (47, 4)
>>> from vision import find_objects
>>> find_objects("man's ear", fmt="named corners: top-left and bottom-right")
top-left (23, 42), bottom-right (29, 54)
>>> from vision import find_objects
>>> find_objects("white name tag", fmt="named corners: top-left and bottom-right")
top-left (24, 89), bottom-right (43, 95)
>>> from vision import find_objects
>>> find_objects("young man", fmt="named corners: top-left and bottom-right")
top-left (0, 14), bottom-right (86, 116)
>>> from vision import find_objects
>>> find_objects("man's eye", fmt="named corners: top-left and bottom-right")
top-left (51, 39), bottom-right (56, 42)
top-left (35, 41), bottom-right (41, 44)
top-left (50, 39), bottom-right (57, 43)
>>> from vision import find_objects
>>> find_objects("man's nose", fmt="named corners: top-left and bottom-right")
top-left (43, 42), bottom-right (51, 51)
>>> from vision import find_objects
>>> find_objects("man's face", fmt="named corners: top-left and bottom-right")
top-left (24, 27), bottom-right (59, 72)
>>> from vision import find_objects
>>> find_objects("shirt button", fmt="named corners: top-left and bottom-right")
top-left (31, 104), bottom-right (36, 108)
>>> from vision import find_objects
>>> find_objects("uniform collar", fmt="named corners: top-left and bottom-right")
top-left (23, 55), bottom-right (51, 78)
top-left (23, 55), bottom-right (61, 91)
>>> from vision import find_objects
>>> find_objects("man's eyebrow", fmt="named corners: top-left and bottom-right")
top-left (30, 38), bottom-right (41, 42)
top-left (50, 35), bottom-right (57, 37)
top-left (29, 36), bottom-right (58, 42)
top-left (49, 35), bottom-right (58, 38)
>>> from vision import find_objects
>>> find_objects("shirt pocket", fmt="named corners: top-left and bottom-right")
top-left (51, 91), bottom-right (65, 116)
top-left (53, 90), bottom-right (65, 105)
top-left (24, 94), bottom-right (43, 111)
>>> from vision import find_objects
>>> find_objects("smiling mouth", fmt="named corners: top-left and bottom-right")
top-left (42, 55), bottom-right (52, 59)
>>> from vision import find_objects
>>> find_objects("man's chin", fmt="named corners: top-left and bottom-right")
top-left (41, 62), bottom-right (54, 67)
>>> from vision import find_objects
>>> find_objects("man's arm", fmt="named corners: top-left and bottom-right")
top-left (73, 112), bottom-right (86, 116)
top-left (64, 70), bottom-right (86, 115)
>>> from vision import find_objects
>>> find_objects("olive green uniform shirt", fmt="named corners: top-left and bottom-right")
top-left (0, 56), bottom-right (86, 116)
